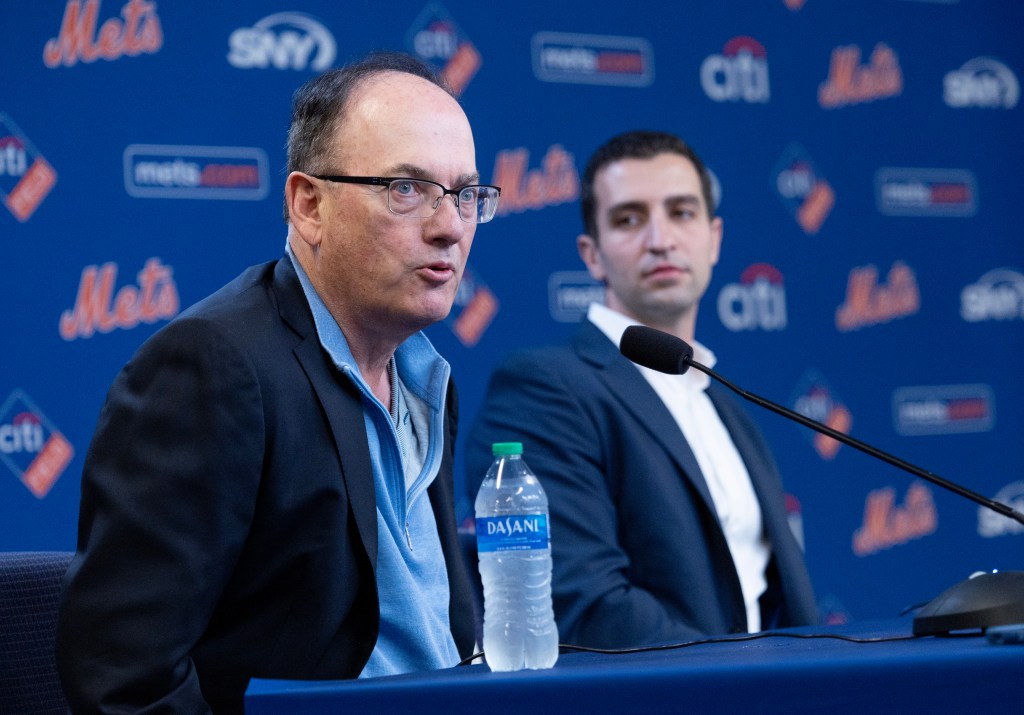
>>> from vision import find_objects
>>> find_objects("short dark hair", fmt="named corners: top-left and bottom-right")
top-left (283, 51), bottom-right (454, 221)
top-left (580, 130), bottom-right (715, 240)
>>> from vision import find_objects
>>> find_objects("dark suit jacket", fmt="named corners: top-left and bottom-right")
top-left (466, 320), bottom-right (816, 648)
top-left (57, 257), bottom-right (475, 714)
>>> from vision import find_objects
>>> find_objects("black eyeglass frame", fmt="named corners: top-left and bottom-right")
top-left (309, 175), bottom-right (501, 223)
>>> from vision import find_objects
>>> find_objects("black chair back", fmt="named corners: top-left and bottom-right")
top-left (0, 551), bottom-right (74, 715)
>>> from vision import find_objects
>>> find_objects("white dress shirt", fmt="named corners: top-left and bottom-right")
top-left (588, 303), bottom-right (771, 632)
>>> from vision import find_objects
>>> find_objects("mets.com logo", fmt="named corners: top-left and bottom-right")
top-left (227, 12), bottom-right (335, 71)
top-left (875, 168), bottom-right (977, 217)
top-left (124, 145), bottom-right (269, 200)
top-left (0, 390), bottom-right (74, 499)
top-left (532, 31), bottom-right (654, 87)
top-left (892, 384), bottom-right (995, 436)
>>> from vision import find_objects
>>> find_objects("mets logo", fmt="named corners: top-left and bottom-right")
top-left (819, 43), bottom-right (903, 109)
top-left (772, 143), bottom-right (834, 235)
top-left (406, 2), bottom-right (481, 96)
top-left (0, 390), bottom-right (74, 499)
top-left (43, 0), bottom-right (162, 68)
top-left (835, 261), bottom-right (920, 332)
top-left (491, 144), bottom-right (579, 216)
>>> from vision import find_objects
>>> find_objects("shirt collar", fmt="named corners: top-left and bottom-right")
top-left (587, 302), bottom-right (716, 390)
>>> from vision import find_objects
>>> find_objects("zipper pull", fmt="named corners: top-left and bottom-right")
top-left (406, 524), bottom-right (414, 551)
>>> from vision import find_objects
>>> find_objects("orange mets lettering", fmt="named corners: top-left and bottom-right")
top-left (59, 257), bottom-right (179, 340)
top-left (852, 483), bottom-right (937, 556)
top-left (44, 0), bottom-right (163, 68)
top-left (491, 145), bottom-right (580, 215)
top-left (818, 43), bottom-right (903, 109)
top-left (835, 261), bottom-right (920, 332)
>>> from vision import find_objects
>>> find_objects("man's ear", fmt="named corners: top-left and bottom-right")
top-left (285, 171), bottom-right (324, 247)
top-left (577, 233), bottom-right (606, 282)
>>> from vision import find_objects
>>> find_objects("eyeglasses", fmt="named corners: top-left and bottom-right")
top-left (311, 175), bottom-right (502, 224)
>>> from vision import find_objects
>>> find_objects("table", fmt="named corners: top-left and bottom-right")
top-left (245, 617), bottom-right (1023, 714)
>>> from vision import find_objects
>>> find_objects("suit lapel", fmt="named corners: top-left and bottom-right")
top-left (573, 320), bottom-right (720, 522)
top-left (273, 258), bottom-right (379, 568)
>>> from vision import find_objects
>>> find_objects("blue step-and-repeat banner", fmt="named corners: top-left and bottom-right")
top-left (3, 0), bottom-right (1022, 624)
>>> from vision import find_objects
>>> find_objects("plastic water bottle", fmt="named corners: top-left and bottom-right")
top-left (474, 442), bottom-right (559, 671)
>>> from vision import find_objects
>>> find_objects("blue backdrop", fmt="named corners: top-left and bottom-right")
top-left (3, 0), bottom-right (1022, 626)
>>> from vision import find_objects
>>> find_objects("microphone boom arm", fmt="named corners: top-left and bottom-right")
top-left (685, 358), bottom-right (1024, 526)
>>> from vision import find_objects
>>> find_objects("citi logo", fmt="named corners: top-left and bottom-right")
top-left (227, 12), bottom-right (336, 71)
top-left (944, 57), bottom-right (1019, 109)
top-left (532, 31), bottom-right (654, 87)
top-left (0, 114), bottom-right (58, 222)
top-left (0, 390), bottom-right (74, 499)
top-left (700, 36), bottom-right (770, 103)
top-left (875, 168), bottom-right (977, 217)
top-left (790, 371), bottom-right (852, 460)
top-left (978, 481), bottom-right (1024, 538)
top-left (892, 384), bottom-right (995, 436)
top-left (124, 145), bottom-right (269, 200)
top-left (717, 263), bottom-right (786, 332)
top-left (960, 268), bottom-right (1024, 322)
top-left (1, 136), bottom-right (28, 178)
top-left (407, 3), bottom-right (480, 96)
top-left (772, 143), bottom-right (834, 235)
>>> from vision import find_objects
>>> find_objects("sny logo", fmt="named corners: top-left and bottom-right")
top-left (960, 268), bottom-right (1024, 322)
top-left (0, 390), bottom-right (74, 499)
top-left (227, 12), bottom-right (336, 71)
top-left (944, 57), bottom-right (1019, 109)
top-left (447, 265), bottom-right (498, 347)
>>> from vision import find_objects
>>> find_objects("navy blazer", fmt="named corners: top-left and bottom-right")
top-left (466, 320), bottom-right (816, 648)
top-left (57, 257), bottom-right (475, 714)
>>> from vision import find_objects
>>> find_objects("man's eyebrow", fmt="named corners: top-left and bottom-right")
top-left (608, 200), bottom-right (649, 214)
top-left (380, 164), bottom-right (480, 187)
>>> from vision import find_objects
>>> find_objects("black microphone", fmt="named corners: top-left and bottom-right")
top-left (620, 324), bottom-right (1024, 634)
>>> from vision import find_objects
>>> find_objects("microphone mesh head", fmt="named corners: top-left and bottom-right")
top-left (619, 325), bottom-right (693, 375)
